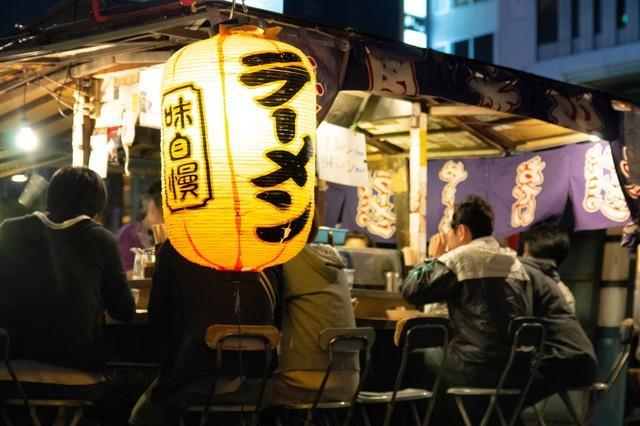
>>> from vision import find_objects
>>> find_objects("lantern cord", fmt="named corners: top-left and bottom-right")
top-left (234, 280), bottom-right (247, 425)
top-left (199, 280), bottom-right (246, 426)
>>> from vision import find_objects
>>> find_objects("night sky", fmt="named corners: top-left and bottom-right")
top-left (0, 0), bottom-right (59, 36)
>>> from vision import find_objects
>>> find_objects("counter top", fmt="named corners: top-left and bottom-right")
top-left (129, 279), bottom-right (151, 289)
top-left (351, 289), bottom-right (403, 300)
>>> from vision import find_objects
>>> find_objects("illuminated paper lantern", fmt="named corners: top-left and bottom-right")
top-left (160, 25), bottom-right (316, 271)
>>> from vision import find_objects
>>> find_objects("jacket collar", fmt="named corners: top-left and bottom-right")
top-left (33, 211), bottom-right (92, 230)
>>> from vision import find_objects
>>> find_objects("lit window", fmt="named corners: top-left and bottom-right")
top-left (404, 29), bottom-right (427, 48)
top-left (404, 0), bottom-right (427, 18)
top-left (222, 0), bottom-right (283, 13)
top-left (433, 0), bottom-right (451, 14)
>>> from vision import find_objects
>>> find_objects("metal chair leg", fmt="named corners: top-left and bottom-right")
top-left (454, 396), bottom-right (473, 426)
top-left (480, 396), bottom-right (498, 426)
top-left (411, 401), bottom-right (421, 426)
top-left (69, 407), bottom-right (84, 426)
top-left (494, 402), bottom-right (508, 426)
top-left (559, 391), bottom-right (585, 426)
top-left (29, 406), bottom-right (42, 426)
top-left (0, 408), bottom-right (14, 426)
top-left (360, 404), bottom-right (372, 426)
top-left (533, 403), bottom-right (547, 426)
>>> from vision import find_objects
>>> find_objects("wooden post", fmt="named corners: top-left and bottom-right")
top-left (409, 102), bottom-right (427, 263)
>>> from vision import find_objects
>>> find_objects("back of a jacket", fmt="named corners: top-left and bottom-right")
top-left (520, 257), bottom-right (596, 363)
top-left (403, 237), bottom-right (530, 367)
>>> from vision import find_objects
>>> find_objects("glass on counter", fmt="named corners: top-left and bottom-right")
top-left (384, 271), bottom-right (402, 292)
top-left (131, 247), bottom-right (156, 280)
top-left (344, 268), bottom-right (355, 289)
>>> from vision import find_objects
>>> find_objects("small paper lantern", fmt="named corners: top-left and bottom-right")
top-left (160, 25), bottom-right (316, 271)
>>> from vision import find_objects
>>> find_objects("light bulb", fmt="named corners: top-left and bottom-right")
top-left (10, 174), bottom-right (28, 183)
top-left (15, 123), bottom-right (38, 151)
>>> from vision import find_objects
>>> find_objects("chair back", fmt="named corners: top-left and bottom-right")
top-left (319, 327), bottom-right (376, 354)
top-left (200, 324), bottom-right (280, 426)
top-left (0, 328), bottom-right (38, 426)
top-left (604, 318), bottom-right (635, 388)
top-left (383, 317), bottom-right (450, 426)
top-left (580, 318), bottom-right (636, 425)
top-left (499, 317), bottom-right (546, 386)
top-left (307, 327), bottom-right (375, 426)
top-left (205, 324), bottom-right (280, 352)
top-left (489, 317), bottom-right (545, 426)
top-left (394, 316), bottom-right (449, 350)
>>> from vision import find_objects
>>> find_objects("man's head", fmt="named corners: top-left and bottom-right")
top-left (447, 195), bottom-right (494, 251)
top-left (522, 223), bottom-right (570, 265)
top-left (46, 167), bottom-right (107, 222)
top-left (344, 230), bottom-right (374, 249)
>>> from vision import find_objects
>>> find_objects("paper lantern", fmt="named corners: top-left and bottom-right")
top-left (160, 25), bottom-right (316, 271)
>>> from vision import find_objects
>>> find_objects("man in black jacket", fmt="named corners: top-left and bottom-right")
top-left (403, 195), bottom-right (530, 425)
top-left (0, 167), bottom-right (135, 417)
top-left (129, 240), bottom-right (282, 426)
top-left (519, 224), bottom-right (596, 404)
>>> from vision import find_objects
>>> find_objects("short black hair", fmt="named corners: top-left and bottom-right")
top-left (345, 229), bottom-right (374, 247)
top-left (46, 167), bottom-right (107, 221)
top-left (450, 195), bottom-right (494, 239)
top-left (522, 223), bottom-right (570, 265)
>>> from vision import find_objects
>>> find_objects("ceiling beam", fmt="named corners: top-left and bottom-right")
top-left (153, 27), bottom-right (209, 41)
top-left (365, 135), bottom-right (406, 155)
top-left (446, 115), bottom-right (511, 152)
top-left (514, 133), bottom-right (590, 152)
top-left (429, 104), bottom-right (510, 117)
top-left (70, 50), bottom-right (173, 78)
top-left (0, 152), bottom-right (70, 178)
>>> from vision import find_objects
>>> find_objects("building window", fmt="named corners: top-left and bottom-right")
top-left (454, 0), bottom-right (470, 6)
top-left (473, 34), bottom-right (493, 62)
top-left (594, 0), bottom-right (601, 33)
top-left (453, 39), bottom-right (469, 57)
top-left (404, 29), bottom-right (427, 47)
top-left (571, 0), bottom-right (579, 38)
top-left (404, 0), bottom-right (427, 18)
top-left (432, 0), bottom-right (450, 14)
top-left (617, 0), bottom-right (628, 28)
top-left (537, 0), bottom-right (558, 44)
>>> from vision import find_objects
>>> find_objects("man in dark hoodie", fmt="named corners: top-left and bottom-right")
top-left (519, 223), bottom-right (597, 404)
top-left (0, 167), bottom-right (135, 395)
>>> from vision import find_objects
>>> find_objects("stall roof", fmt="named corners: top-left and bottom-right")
top-left (0, 0), bottom-right (633, 177)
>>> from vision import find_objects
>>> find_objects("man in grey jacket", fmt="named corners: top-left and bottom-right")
top-left (271, 219), bottom-right (358, 404)
top-left (402, 195), bottom-right (530, 425)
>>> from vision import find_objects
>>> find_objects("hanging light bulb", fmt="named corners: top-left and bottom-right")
top-left (15, 121), bottom-right (38, 151)
top-left (10, 174), bottom-right (28, 183)
top-left (14, 74), bottom-right (38, 152)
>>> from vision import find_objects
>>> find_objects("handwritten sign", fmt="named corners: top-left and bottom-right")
top-left (316, 122), bottom-right (368, 187)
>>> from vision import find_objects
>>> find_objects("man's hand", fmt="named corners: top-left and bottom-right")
top-left (428, 232), bottom-right (447, 258)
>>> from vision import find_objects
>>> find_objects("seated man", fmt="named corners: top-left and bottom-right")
top-left (116, 181), bottom-right (163, 276)
top-left (0, 167), bottom-right (135, 416)
top-left (519, 223), bottom-right (596, 404)
top-left (402, 195), bottom-right (530, 425)
top-left (271, 218), bottom-right (358, 404)
top-left (129, 239), bottom-right (282, 426)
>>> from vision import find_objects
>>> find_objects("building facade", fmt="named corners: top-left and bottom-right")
top-left (426, 0), bottom-right (640, 102)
